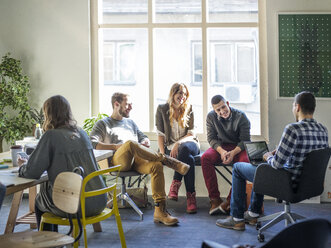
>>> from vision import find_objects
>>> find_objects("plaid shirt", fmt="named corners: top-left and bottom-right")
top-left (267, 118), bottom-right (329, 189)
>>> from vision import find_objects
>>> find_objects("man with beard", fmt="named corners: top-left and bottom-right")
top-left (216, 91), bottom-right (329, 231)
top-left (90, 92), bottom-right (190, 226)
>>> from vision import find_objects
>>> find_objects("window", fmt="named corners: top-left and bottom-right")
top-left (210, 41), bottom-right (256, 85)
top-left (192, 42), bottom-right (202, 85)
top-left (192, 40), bottom-right (257, 86)
top-left (93, 0), bottom-right (262, 137)
top-left (104, 41), bottom-right (136, 85)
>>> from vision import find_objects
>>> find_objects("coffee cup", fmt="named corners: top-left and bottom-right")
top-left (10, 145), bottom-right (23, 167)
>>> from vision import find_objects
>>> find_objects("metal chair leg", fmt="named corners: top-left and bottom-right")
top-left (120, 193), bottom-right (144, 220)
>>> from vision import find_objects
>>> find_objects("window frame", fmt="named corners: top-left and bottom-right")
top-left (90, 0), bottom-right (268, 142)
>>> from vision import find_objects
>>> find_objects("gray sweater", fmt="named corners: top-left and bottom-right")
top-left (206, 107), bottom-right (251, 151)
top-left (90, 117), bottom-right (147, 148)
top-left (19, 128), bottom-right (107, 217)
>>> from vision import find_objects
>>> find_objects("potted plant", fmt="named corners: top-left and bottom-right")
top-left (0, 53), bottom-right (32, 152)
top-left (29, 107), bottom-right (44, 126)
top-left (83, 113), bottom-right (108, 135)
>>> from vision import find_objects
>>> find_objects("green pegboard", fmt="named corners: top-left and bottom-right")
top-left (278, 14), bottom-right (331, 98)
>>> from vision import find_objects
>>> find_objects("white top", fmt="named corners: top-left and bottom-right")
top-left (167, 119), bottom-right (187, 150)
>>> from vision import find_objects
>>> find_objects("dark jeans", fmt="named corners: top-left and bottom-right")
top-left (166, 141), bottom-right (200, 193)
top-left (35, 204), bottom-right (58, 232)
top-left (230, 162), bottom-right (264, 219)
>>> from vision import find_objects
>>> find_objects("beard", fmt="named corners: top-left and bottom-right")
top-left (119, 107), bottom-right (130, 118)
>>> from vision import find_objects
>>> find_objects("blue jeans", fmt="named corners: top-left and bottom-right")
top-left (166, 141), bottom-right (199, 193)
top-left (230, 162), bottom-right (264, 219)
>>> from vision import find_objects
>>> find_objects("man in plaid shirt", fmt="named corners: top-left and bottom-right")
top-left (216, 91), bottom-right (329, 231)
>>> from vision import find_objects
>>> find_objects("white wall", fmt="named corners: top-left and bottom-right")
top-left (0, 0), bottom-right (91, 127)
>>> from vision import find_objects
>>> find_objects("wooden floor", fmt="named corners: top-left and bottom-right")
top-left (1, 194), bottom-right (331, 247)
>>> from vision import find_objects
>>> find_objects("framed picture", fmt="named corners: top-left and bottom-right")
top-left (278, 13), bottom-right (331, 98)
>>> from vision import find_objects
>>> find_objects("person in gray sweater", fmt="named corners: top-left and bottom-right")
top-left (18, 95), bottom-right (107, 231)
top-left (201, 95), bottom-right (251, 215)
top-left (90, 92), bottom-right (191, 226)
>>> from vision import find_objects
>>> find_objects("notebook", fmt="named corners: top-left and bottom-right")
top-left (244, 141), bottom-right (269, 166)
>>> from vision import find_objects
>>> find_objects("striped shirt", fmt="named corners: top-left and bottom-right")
top-left (267, 118), bottom-right (329, 189)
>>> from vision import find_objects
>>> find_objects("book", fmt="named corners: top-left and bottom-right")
top-left (0, 164), bottom-right (9, 169)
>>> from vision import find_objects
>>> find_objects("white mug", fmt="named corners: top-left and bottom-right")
top-left (10, 145), bottom-right (23, 167)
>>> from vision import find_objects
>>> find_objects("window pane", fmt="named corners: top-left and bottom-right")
top-left (102, 41), bottom-right (136, 85)
top-left (237, 44), bottom-right (255, 82)
top-left (192, 42), bottom-right (202, 84)
top-left (212, 43), bottom-right (232, 83)
top-left (101, 0), bottom-right (148, 24)
top-left (103, 43), bottom-right (114, 81)
top-left (208, 28), bottom-right (260, 135)
top-left (119, 44), bottom-right (135, 81)
top-left (155, 0), bottom-right (201, 23)
top-left (208, 0), bottom-right (258, 23)
top-left (154, 28), bottom-right (203, 133)
top-left (99, 29), bottom-right (149, 131)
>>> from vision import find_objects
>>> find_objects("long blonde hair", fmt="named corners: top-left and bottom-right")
top-left (167, 83), bottom-right (190, 128)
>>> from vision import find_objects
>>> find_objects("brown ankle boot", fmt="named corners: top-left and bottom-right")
top-left (209, 198), bottom-right (223, 215)
top-left (153, 201), bottom-right (179, 226)
top-left (161, 154), bottom-right (190, 175)
top-left (220, 189), bottom-right (231, 214)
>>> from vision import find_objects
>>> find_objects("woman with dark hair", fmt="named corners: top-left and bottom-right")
top-left (18, 95), bottom-right (106, 231)
top-left (156, 83), bottom-right (200, 213)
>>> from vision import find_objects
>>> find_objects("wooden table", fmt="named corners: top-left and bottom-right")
top-left (0, 149), bottom-right (114, 234)
top-left (0, 151), bottom-right (47, 233)
top-left (93, 149), bottom-right (114, 162)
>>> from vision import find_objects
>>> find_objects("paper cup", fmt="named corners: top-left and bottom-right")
top-left (10, 145), bottom-right (23, 167)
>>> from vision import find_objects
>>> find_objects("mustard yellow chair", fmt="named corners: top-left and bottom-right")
top-left (40, 165), bottom-right (126, 248)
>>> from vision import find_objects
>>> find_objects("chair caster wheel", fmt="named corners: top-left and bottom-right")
top-left (258, 233), bottom-right (265, 242)
top-left (256, 222), bottom-right (261, 230)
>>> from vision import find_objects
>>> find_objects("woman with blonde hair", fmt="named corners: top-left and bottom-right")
top-left (156, 83), bottom-right (200, 213)
top-left (18, 95), bottom-right (106, 231)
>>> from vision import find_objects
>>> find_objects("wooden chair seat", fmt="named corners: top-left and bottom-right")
top-left (0, 228), bottom-right (74, 248)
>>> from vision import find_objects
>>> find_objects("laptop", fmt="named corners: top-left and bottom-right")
top-left (244, 141), bottom-right (269, 166)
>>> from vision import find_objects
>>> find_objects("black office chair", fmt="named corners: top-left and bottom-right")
top-left (202, 218), bottom-right (331, 248)
top-left (260, 218), bottom-right (331, 248)
top-left (253, 147), bottom-right (331, 242)
top-left (201, 240), bottom-right (231, 248)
